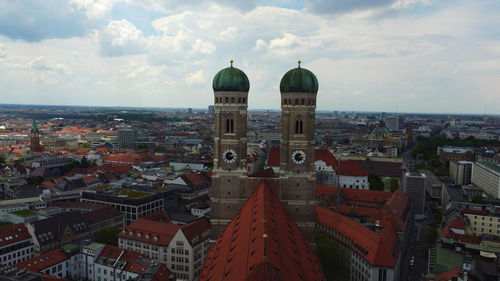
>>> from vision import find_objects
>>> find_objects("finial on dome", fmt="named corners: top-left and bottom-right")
top-left (298, 60), bottom-right (302, 68)
top-left (230, 59), bottom-right (234, 67)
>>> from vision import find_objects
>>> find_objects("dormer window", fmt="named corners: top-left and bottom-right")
top-left (129, 231), bottom-right (133, 237)
top-left (146, 235), bottom-right (150, 240)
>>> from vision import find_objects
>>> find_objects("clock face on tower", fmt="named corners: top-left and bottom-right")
top-left (292, 150), bottom-right (306, 165)
top-left (223, 149), bottom-right (237, 163)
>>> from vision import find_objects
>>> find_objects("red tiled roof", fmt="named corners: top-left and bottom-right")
top-left (369, 189), bottom-right (409, 232)
top-left (430, 267), bottom-right (462, 281)
top-left (142, 210), bottom-right (171, 223)
top-left (338, 160), bottom-right (368, 176)
top-left (200, 181), bottom-right (325, 281)
top-left (268, 147), bottom-right (338, 169)
top-left (463, 209), bottom-right (488, 216)
top-left (151, 264), bottom-right (174, 281)
top-left (119, 215), bottom-right (209, 247)
top-left (119, 219), bottom-right (180, 246)
top-left (316, 207), bottom-right (401, 268)
top-left (98, 245), bottom-right (149, 274)
top-left (83, 206), bottom-right (122, 225)
top-left (15, 249), bottom-right (68, 273)
top-left (315, 148), bottom-right (338, 168)
top-left (0, 223), bottom-right (32, 248)
top-left (441, 218), bottom-right (480, 245)
top-left (184, 172), bottom-right (210, 188)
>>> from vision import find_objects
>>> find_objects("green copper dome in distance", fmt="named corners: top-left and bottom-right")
top-left (212, 61), bottom-right (250, 92)
top-left (280, 61), bottom-right (318, 94)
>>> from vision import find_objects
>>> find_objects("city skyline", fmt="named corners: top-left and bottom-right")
top-left (0, 0), bottom-right (499, 114)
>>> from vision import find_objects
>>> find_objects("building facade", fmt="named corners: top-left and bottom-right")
top-left (0, 223), bottom-right (34, 266)
top-left (471, 162), bottom-right (500, 199)
top-left (209, 61), bottom-right (250, 240)
top-left (81, 191), bottom-right (163, 225)
top-left (403, 172), bottom-right (426, 220)
top-left (118, 213), bottom-right (210, 281)
top-left (449, 160), bottom-right (473, 186)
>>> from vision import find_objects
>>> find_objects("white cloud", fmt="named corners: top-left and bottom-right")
top-left (185, 69), bottom-right (205, 84)
top-left (96, 19), bottom-right (146, 56)
top-left (69, 0), bottom-right (116, 19)
top-left (0, 0), bottom-right (499, 113)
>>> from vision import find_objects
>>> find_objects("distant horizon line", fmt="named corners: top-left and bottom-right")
top-left (0, 103), bottom-right (497, 117)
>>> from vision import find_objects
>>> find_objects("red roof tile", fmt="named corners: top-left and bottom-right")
top-left (119, 215), bottom-right (209, 247)
top-left (83, 206), bottom-right (122, 225)
top-left (200, 181), bottom-right (325, 281)
top-left (15, 249), bottom-right (68, 273)
top-left (338, 160), bottom-right (368, 176)
top-left (0, 223), bottom-right (32, 248)
top-left (315, 148), bottom-right (338, 168)
top-left (441, 218), bottom-right (480, 245)
top-left (316, 207), bottom-right (401, 268)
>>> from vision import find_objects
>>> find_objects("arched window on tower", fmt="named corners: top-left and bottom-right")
top-left (295, 116), bottom-right (303, 134)
top-left (226, 115), bottom-right (234, 133)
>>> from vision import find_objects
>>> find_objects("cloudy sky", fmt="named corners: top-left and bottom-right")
top-left (0, 0), bottom-right (499, 114)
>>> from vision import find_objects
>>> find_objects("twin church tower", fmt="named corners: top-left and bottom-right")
top-left (209, 60), bottom-right (319, 242)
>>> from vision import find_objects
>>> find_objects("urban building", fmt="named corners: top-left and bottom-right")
top-left (81, 190), bottom-right (163, 225)
top-left (0, 223), bottom-right (34, 266)
top-left (209, 62), bottom-right (319, 242)
top-left (385, 115), bottom-right (400, 131)
top-left (15, 248), bottom-right (70, 279)
top-left (449, 160), bottom-right (473, 186)
top-left (403, 172), bottom-right (426, 220)
top-left (118, 212), bottom-right (210, 281)
top-left (471, 162), bottom-right (500, 199)
top-left (463, 208), bottom-right (500, 237)
top-left (117, 129), bottom-right (137, 148)
top-left (27, 212), bottom-right (90, 254)
top-left (437, 146), bottom-right (476, 163)
top-left (30, 119), bottom-right (43, 153)
top-left (420, 170), bottom-right (443, 200)
top-left (200, 181), bottom-right (325, 281)
top-left (317, 207), bottom-right (402, 281)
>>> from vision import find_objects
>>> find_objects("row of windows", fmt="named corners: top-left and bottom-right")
top-left (215, 97), bottom-right (246, 104)
top-left (283, 98), bottom-right (315, 106)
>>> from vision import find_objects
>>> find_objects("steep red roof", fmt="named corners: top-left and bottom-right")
top-left (268, 147), bottom-right (337, 169)
top-left (119, 219), bottom-right (180, 246)
top-left (200, 181), bottom-right (325, 281)
top-left (316, 207), bottom-right (401, 268)
top-left (119, 215), bottom-right (209, 247)
top-left (369, 189), bottom-right (410, 232)
top-left (441, 217), bottom-right (480, 245)
top-left (98, 245), bottom-right (149, 274)
top-left (0, 223), bottom-right (32, 248)
top-left (15, 249), bottom-right (68, 273)
top-left (315, 148), bottom-right (338, 168)
top-left (338, 160), bottom-right (368, 176)
top-left (267, 146), bottom-right (280, 167)
top-left (184, 172), bottom-right (210, 188)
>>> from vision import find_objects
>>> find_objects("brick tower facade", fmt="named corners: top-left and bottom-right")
top-left (209, 61), bottom-right (249, 241)
top-left (278, 61), bottom-right (318, 242)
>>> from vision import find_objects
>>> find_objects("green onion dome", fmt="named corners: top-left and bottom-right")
top-left (212, 60), bottom-right (250, 92)
top-left (280, 61), bottom-right (318, 93)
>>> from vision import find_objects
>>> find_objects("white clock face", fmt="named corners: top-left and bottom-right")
top-left (292, 150), bottom-right (306, 165)
top-left (223, 149), bottom-right (237, 163)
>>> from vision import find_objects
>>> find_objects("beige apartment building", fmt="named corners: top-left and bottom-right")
top-left (472, 162), bottom-right (500, 198)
